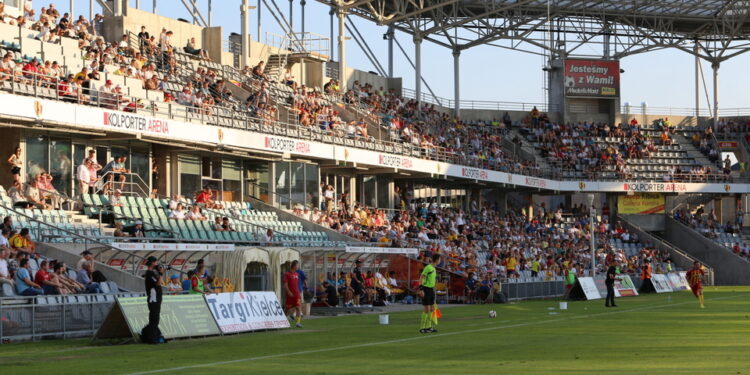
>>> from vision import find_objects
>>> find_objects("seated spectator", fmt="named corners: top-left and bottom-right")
top-left (109, 189), bottom-right (124, 206)
top-left (186, 205), bottom-right (206, 220)
top-left (182, 270), bottom-right (195, 291)
top-left (76, 250), bottom-right (94, 271)
top-left (0, 246), bottom-right (13, 287)
top-left (212, 216), bottom-right (224, 231)
top-left (320, 280), bottom-right (338, 307)
top-left (15, 258), bottom-right (44, 296)
top-left (126, 220), bottom-right (146, 237)
top-left (8, 180), bottom-right (31, 209)
top-left (169, 203), bottom-right (186, 219)
top-left (166, 274), bottom-right (182, 293)
top-left (34, 260), bottom-right (66, 295)
top-left (53, 262), bottom-right (83, 293)
top-left (189, 265), bottom-right (210, 294)
top-left (25, 179), bottom-right (50, 209)
top-left (262, 228), bottom-right (274, 243)
top-left (76, 262), bottom-right (102, 293)
top-left (184, 37), bottom-right (209, 59)
top-left (10, 228), bottom-right (35, 255)
top-left (113, 221), bottom-right (127, 237)
top-left (221, 217), bottom-right (235, 232)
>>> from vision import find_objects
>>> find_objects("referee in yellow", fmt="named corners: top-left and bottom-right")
top-left (419, 254), bottom-right (440, 333)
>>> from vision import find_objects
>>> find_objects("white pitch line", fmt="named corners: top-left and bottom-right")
top-left (125, 293), bottom-right (747, 375)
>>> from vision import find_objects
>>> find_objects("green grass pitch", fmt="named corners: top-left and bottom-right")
top-left (2, 286), bottom-right (750, 375)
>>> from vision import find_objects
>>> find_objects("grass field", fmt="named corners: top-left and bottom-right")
top-left (2, 286), bottom-right (750, 375)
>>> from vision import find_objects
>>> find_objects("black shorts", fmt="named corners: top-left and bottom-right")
top-left (421, 286), bottom-right (435, 306)
top-left (10, 166), bottom-right (20, 175)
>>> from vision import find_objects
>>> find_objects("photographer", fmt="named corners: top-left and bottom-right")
top-left (141, 256), bottom-right (165, 344)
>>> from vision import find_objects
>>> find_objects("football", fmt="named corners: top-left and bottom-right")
top-left (488, 310), bottom-right (497, 318)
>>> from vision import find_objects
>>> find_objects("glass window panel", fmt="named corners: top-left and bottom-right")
top-left (290, 162), bottom-right (305, 207)
top-left (49, 139), bottom-right (72, 197)
top-left (244, 161), bottom-right (269, 203)
top-left (180, 174), bottom-right (201, 198)
top-left (25, 135), bottom-right (49, 182)
top-left (130, 150), bottom-right (149, 188)
top-left (222, 159), bottom-right (241, 181)
top-left (179, 154), bottom-right (201, 175)
top-left (274, 162), bottom-right (289, 208)
top-left (305, 164), bottom-right (319, 209)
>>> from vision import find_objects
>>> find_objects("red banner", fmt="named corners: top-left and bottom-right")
top-left (564, 59), bottom-right (620, 97)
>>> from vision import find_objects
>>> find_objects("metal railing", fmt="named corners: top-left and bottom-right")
top-left (400, 88), bottom-right (557, 113)
top-left (93, 171), bottom-right (150, 197)
top-left (0, 201), bottom-right (167, 277)
top-left (0, 293), bottom-right (141, 343)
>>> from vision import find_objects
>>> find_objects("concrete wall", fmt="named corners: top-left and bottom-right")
top-left (337, 67), bottom-right (402, 94)
top-left (618, 113), bottom-right (708, 127)
top-left (662, 217), bottom-right (750, 285)
top-left (619, 214), bottom-right (665, 231)
top-left (104, 6), bottom-right (217, 59)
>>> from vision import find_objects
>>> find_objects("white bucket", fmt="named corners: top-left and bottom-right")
top-left (378, 314), bottom-right (389, 325)
top-left (559, 302), bottom-right (568, 310)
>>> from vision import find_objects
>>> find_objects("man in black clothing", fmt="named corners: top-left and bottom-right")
top-left (142, 256), bottom-right (164, 344)
top-left (351, 260), bottom-right (365, 306)
top-left (605, 260), bottom-right (620, 307)
top-left (322, 281), bottom-right (338, 307)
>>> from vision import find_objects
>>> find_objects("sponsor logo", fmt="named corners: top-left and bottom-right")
top-left (264, 136), bottom-right (311, 153)
top-left (578, 181), bottom-right (586, 190)
top-left (725, 184), bottom-right (731, 192)
top-left (102, 112), bottom-right (169, 134)
top-left (461, 167), bottom-right (488, 180)
top-left (34, 101), bottom-right (43, 117)
top-left (206, 293), bottom-right (285, 323)
top-left (378, 154), bottom-right (413, 168)
top-left (622, 182), bottom-right (687, 193)
top-left (525, 177), bottom-right (547, 188)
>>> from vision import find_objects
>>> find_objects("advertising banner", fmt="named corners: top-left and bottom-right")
top-left (614, 275), bottom-right (639, 297)
top-left (112, 242), bottom-right (236, 252)
top-left (564, 59), bottom-right (620, 97)
top-left (115, 295), bottom-right (220, 340)
top-left (617, 193), bottom-right (666, 214)
top-left (668, 272), bottom-right (690, 291)
top-left (205, 292), bottom-right (290, 333)
top-left (594, 277), bottom-right (620, 298)
top-left (650, 274), bottom-right (673, 293)
top-left (577, 277), bottom-right (602, 300)
top-left (345, 246), bottom-right (419, 255)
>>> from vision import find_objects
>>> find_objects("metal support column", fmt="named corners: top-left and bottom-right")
top-left (70, 0), bottom-right (75, 17)
top-left (289, 0), bottom-right (294, 30)
top-left (387, 25), bottom-right (394, 77)
top-left (135, 0), bottom-right (140, 9)
top-left (193, 0), bottom-right (198, 24)
top-left (414, 36), bottom-right (422, 102)
top-left (113, 0), bottom-right (122, 16)
top-left (241, 0), bottom-right (251, 69)
top-left (453, 48), bottom-right (460, 116)
top-left (89, 0), bottom-right (93, 21)
top-left (337, 5), bottom-right (346, 84)
top-left (712, 61), bottom-right (719, 129)
top-left (587, 194), bottom-right (596, 275)
top-left (208, 0), bottom-right (213, 27)
top-left (301, 0), bottom-right (306, 35)
top-left (153, 0), bottom-right (157, 12)
top-left (257, 0), bottom-right (262, 42)
top-left (694, 45), bottom-right (700, 120)
top-left (329, 7), bottom-right (335, 58)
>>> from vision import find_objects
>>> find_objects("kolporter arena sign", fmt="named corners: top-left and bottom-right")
top-left (206, 291), bottom-right (290, 333)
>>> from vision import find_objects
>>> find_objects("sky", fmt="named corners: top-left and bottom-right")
top-left (37, 0), bottom-right (750, 110)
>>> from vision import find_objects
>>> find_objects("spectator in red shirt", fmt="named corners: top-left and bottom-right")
top-left (34, 260), bottom-right (63, 295)
top-left (22, 59), bottom-right (39, 81)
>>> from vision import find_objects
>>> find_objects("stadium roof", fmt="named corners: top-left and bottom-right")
top-left (324, 0), bottom-right (750, 61)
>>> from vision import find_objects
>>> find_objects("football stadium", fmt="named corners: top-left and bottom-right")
top-left (0, 0), bottom-right (749, 374)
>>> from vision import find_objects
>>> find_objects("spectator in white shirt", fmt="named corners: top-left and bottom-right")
top-left (77, 159), bottom-right (93, 196)
top-left (0, 246), bottom-right (13, 287)
top-left (169, 203), bottom-right (186, 219)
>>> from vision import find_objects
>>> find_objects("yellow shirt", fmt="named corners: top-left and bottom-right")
top-left (506, 257), bottom-right (517, 270)
top-left (10, 234), bottom-right (28, 249)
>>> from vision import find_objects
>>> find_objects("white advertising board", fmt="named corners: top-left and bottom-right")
top-left (205, 291), bottom-right (290, 333)
top-left (650, 274), bottom-right (673, 293)
top-left (577, 277), bottom-right (602, 300)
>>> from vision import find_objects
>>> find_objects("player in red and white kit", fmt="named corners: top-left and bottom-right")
top-left (284, 260), bottom-right (303, 327)
top-left (685, 261), bottom-right (706, 308)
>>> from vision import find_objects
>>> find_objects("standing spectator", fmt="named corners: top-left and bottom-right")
top-left (15, 258), bottom-right (44, 296)
top-left (351, 259), bottom-right (365, 307)
top-left (7, 146), bottom-right (22, 183)
top-left (77, 158), bottom-right (94, 196)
